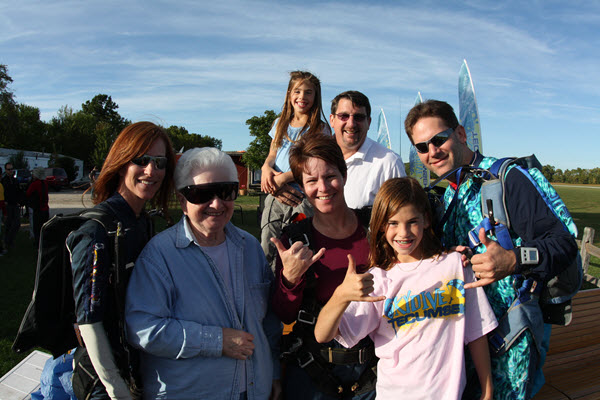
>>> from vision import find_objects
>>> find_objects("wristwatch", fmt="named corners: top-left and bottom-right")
top-left (520, 247), bottom-right (539, 265)
top-left (514, 247), bottom-right (539, 275)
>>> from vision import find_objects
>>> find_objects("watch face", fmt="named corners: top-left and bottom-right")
top-left (528, 250), bottom-right (538, 262)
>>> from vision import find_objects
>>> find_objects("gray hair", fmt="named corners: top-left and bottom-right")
top-left (33, 167), bottom-right (46, 180)
top-left (174, 147), bottom-right (238, 190)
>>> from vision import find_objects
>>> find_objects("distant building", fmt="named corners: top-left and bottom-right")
top-left (226, 151), bottom-right (261, 191)
top-left (0, 148), bottom-right (84, 180)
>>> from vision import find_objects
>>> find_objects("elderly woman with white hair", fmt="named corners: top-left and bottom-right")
top-left (125, 147), bottom-right (282, 400)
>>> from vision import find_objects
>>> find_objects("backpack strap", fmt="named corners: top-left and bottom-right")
top-left (79, 205), bottom-right (142, 395)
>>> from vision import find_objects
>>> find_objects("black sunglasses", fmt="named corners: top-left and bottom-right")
top-left (131, 155), bottom-right (168, 170)
top-left (414, 127), bottom-right (455, 154)
top-left (179, 182), bottom-right (239, 204)
top-left (335, 113), bottom-right (368, 122)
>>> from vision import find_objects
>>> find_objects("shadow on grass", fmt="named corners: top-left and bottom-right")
top-left (1, 228), bottom-right (38, 376)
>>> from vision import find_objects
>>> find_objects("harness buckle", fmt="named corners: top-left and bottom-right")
top-left (298, 352), bottom-right (315, 369)
top-left (281, 336), bottom-right (303, 358)
top-left (468, 227), bottom-right (481, 249)
top-left (358, 348), bottom-right (365, 364)
top-left (297, 310), bottom-right (316, 325)
top-left (489, 332), bottom-right (506, 355)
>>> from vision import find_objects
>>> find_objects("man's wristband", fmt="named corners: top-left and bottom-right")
top-left (514, 247), bottom-right (539, 275)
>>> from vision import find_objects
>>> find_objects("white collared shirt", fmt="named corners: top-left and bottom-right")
top-left (344, 137), bottom-right (406, 209)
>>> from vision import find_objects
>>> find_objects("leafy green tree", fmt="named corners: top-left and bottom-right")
top-left (0, 64), bottom-right (18, 147)
top-left (242, 110), bottom-right (277, 170)
top-left (90, 122), bottom-right (115, 168)
top-left (0, 64), bottom-right (15, 106)
top-left (82, 94), bottom-right (128, 131)
top-left (14, 104), bottom-right (46, 151)
top-left (554, 169), bottom-right (564, 183)
top-left (542, 165), bottom-right (555, 182)
top-left (47, 108), bottom-right (96, 164)
top-left (590, 168), bottom-right (600, 185)
top-left (47, 95), bottom-right (130, 168)
top-left (166, 125), bottom-right (222, 152)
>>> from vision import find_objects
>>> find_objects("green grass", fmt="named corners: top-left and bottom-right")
top-left (554, 185), bottom-right (600, 287)
top-left (2, 187), bottom-right (599, 376)
top-left (1, 229), bottom-right (39, 375)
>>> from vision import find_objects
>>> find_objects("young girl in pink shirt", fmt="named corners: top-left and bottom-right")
top-left (315, 177), bottom-right (497, 400)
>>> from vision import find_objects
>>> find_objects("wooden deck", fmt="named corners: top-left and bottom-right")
top-left (534, 288), bottom-right (600, 399)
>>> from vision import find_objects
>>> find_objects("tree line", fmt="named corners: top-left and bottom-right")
top-left (541, 165), bottom-right (600, 185)
top-left (0, 64), bottom-right (222, 179)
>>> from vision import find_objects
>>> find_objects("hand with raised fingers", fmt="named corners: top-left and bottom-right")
top-left (465, 228), bottom-right (517, 289)
top-left (335, 255), bottom-right (386, 303)
top-left (222, 328), bottom-right (255, 360)
top-left (271, 237), bottom-right (325, 288)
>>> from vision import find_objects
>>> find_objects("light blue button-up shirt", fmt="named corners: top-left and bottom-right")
top-left (125, 217), bottom-right (281, 399)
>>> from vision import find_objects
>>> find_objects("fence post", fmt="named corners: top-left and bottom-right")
top-left (580, 227), bottom-right (595, 275)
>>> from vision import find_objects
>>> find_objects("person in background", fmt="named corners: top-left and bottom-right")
top-left (67, 121), bottom-right (175, 400)
top-left (0, 166), bottom-right (5, 255)
top-left (1, 162), bottom-right (23, 252)
top-left (26, 167), bottom-right (50, 247)
top-left (126, 147), bottom-right (281, 400)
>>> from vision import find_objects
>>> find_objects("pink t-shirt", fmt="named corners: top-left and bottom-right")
top-left (337, 252), bottom-right (498, 400)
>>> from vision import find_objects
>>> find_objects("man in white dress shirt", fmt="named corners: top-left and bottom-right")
top-left (330, 91), bottom-right (406, 210)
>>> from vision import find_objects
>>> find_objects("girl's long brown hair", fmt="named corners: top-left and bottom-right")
top-left (92, 121), bottom-right (176, 213)
top-left (272, 71), bottom-right (329, 149)
top-left (368, 177), bottom-right (443, 270)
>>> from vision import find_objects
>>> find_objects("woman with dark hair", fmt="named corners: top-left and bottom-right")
top-left (67, 121), bottom-right (175, 400)
top-left (271, 134), bottom-right (376, 400)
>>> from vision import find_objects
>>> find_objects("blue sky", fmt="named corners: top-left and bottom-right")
top-left (1, 0), bottom-right (598, 170)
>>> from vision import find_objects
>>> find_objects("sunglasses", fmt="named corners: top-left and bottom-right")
top-left (335, 113), bottom-right (368, 122)
top-left (179, 182), bottom-right (239, 204)
top-left (414, 127), bottom-right (455, 154)
top-left (131, 155), bottom-right (168, 170)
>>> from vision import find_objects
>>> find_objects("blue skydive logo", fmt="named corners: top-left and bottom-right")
top-left (384, 279), bottom-right (465, 334)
